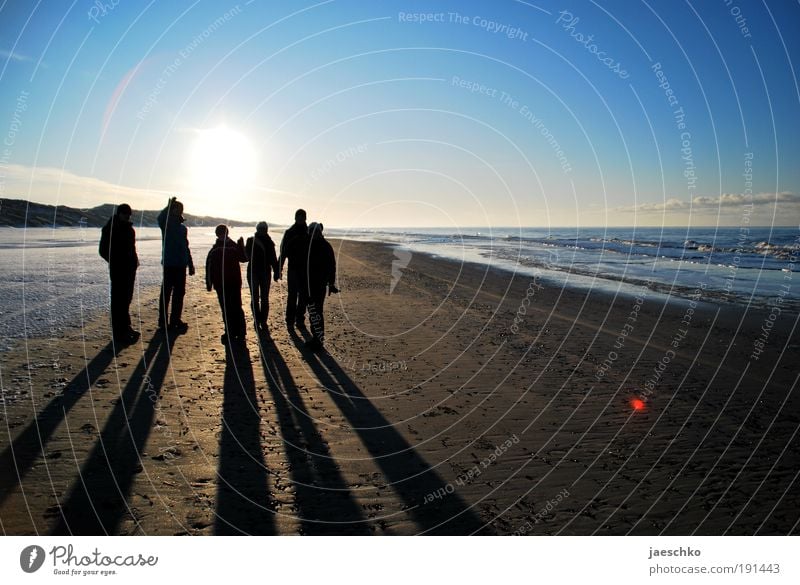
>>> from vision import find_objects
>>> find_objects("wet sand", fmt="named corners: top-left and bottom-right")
top-left (1, 239), bottom-right (798, 535)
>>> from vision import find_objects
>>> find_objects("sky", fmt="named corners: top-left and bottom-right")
top-left (0, 0), bottom-right (798, 228)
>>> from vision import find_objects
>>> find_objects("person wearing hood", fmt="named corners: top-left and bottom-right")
top-left (206, 224), bottom-right (248, 343)
top-left (99, 203), bottom-right (139, 344)
top-left (303, 222), bottom-right (338, 351)
top-left (245, 221), bottom-right (279, 331)
top-left (278, 208), bottom-right (309, 329)
top-left (157, 197), bottom-right (195, 332)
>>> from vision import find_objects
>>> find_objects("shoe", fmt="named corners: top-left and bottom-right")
top-left (113, 331), bottom-right (137, 345)
top-left (171, 320), bottom-right (189, 333)
top-left (304, 338), bottom-right (323, 351)
top-left (126, 329), bottom-right (141, 341)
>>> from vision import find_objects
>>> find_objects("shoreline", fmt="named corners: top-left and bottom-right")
top-left (1, 229), bottom-right (796, 354)
top-left (351, 236), bottom-right (799, 314)
top-left (1, 238), bottom-right (798, 535)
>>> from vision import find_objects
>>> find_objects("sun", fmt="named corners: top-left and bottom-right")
top-left (188, 126), bottom-right (257, 202)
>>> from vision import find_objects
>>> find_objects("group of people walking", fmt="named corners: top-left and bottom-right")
top-left (98, 198), bottom-right (338, 351)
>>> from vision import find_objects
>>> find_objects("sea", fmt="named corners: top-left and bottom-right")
top-left (331, 225), bottom-right (799, 310)
top-left (0, 225), bottom-right (797, 350)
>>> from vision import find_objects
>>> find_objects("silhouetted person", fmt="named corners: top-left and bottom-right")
top-left (245, 221), bottom-right (279, 331)
top-left (303, 222), bottom-right (338, 351)
top-left (157, 197), bottom-right (195, 332)
top-left (99, 203), bottom-right (139, 344)
top-left (206, 224), bottom-right (248, 343)
top-left (279, 208), bottom-right (308, 329)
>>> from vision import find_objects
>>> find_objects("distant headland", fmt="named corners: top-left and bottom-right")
top-left (0, 198), bottom-right (255, 228)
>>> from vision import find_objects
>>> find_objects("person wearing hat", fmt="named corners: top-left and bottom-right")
top-left (303, 222), bottom-right (339, 350)
top-left (245, 221), bottom-right (279, 331)
top-left (99, 203), bottom-right (140, 344)
top-left (157, 196), bottom-right (195, 332)
top-left (206, 224), bottom-right (248, 343)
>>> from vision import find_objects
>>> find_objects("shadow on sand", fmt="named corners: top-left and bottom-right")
top-left (0, 341), bottom-right (122, 508)
top-left (289, 328), bottom-right (490, 535)
top-left (213, 339), bottom-right (275, 534)
top-left (256, 330), bottom-right (370, 534)
top-left (51, 332), bottom-right (177, 534)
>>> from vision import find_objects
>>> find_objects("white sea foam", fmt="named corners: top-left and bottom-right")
top-left (0, 226), bottom-right (218, 351)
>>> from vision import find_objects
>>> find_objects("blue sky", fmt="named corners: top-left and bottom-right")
top-left (1, 0), bottom-right (798, 227)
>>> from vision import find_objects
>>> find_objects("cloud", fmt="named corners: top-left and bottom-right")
top-left (0, 164), bottom-right (171, 209)
top-left (0, 49), bottom-right (34, 63)
top-left (615, 192), bottom-right (800, 214)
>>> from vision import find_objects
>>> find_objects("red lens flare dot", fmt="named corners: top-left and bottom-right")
top-left (631, 398), bottom-right (645, 411)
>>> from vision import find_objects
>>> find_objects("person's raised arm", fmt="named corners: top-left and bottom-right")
top-left (157, 197), bottom-right (174, 229)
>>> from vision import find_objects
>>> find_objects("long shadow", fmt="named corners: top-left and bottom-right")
top-left (289, 330), bottom-right (490, 535)
top-left (214, 340), bottom-right (275, 535)
top-left (0, 342), bottom-right (120, 506)
top-left (51, 332), bottom-right (176, 534)
top-left (257, 331), bottom-right (370, 534)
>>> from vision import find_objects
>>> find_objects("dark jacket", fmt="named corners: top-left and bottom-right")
top-left (306, 235), bottom-right (336, 291)
top-left (279, 221), bottom-right (308, 271)
top-left (99, 215), bottom-right (138, 275)
top-left (245, 233), bottom-right (279, 278)
top-left (205, 237), bottom-right (247, 292)
top-left (157, 207), bottom-right (194, 269)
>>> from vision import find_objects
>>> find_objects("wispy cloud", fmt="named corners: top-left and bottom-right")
top-left (0, 164), bottom-right (171, 209)
top-left (0, 48), bottom-right (34, 63)
top-left (615, 192), bottom-right (800, 215)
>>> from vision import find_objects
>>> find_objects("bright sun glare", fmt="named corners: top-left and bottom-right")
top-left (188, 126), bottom-right (257, 205)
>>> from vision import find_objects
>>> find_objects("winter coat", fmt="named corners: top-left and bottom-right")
top-left (306, 235), bottom-right (336, 291)
top-left (245, 233), bottom-right (279, 277)
top-left (99, 215), bottom-right (138, 275)
top-left (205, 237), bottom-right (247, 292)
top-left (157, 207), bottom-right (194, 269)
top-left (279, 221), bottom-right (308, 270)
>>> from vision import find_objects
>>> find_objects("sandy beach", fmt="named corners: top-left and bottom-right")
top-left (1, 239), bottom-right (797, 535)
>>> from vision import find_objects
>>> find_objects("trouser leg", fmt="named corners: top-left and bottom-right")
top-left (110, 271), bottom-right (134, 336)
top-left (159, 268), bottom-right (173, 327)
top-left (247, 272), bottom-right (258, 321)
top-left (219, 283), bottom-right (245, 338)
top-left (170, 268), bottom-right (187, 324)
top-left (307, 287), bottom-right (326, 343)
top-left (287, 266), bottom-right (306, 324)
top-left (261, 276), bottom-right (271, 323)
top-left (216, 289), bottom-right (227, 335)
top-left (229, 286), bottom-right (246, 337)
top-left (222, 284), bottom-right (245, 337)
